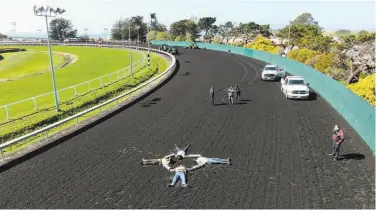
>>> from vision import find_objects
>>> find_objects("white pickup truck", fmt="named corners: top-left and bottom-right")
top-left (280, 76), bottom-right (310, 99)
top-left (261, 64), bottom-right (286, 81)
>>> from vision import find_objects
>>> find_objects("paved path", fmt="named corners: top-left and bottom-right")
top-left (0, 47), bottom-right (374, 209)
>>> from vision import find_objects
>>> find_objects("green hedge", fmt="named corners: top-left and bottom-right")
top-left (152, 40), bottom-right (375, 154)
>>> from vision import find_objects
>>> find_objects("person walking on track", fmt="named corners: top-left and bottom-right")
top-left (209, 86), bottom-right (215, 106)
top-left (329, 125), bottom-right (345, 161)
top-left (227, 85), bottom-right (235, 105)
top-left (235, 85), bottom-right (241, 103)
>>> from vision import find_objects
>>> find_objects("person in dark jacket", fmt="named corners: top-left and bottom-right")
top-left (209, 86), bottom-right (215, 106)
top-left (235, 85), bottom-right (241, 103)
top-left (329, 125), bottom-right (345, 161)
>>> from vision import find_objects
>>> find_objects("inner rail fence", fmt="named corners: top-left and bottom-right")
top-left (0, 44), bottom-right (176, 160)
top-left (0, 43), bottom-right (150, 123)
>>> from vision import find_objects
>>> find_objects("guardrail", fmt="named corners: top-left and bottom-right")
top-left (0, 44), bottom-right (147, 122)
top-left (152, 40), bottom-right (375, 153)
top-left (0, 44), bottom-right (176, 160)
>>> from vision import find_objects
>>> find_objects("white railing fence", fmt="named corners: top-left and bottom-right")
top-left (0, 44), bottom-right (150, 123)
top-left (0, 44), bottom-right (176, 160)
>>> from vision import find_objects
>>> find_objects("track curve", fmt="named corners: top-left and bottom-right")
top-left (0, 47), bottom-right (374, 209)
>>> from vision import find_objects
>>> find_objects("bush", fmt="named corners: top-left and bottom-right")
top-left (211, 37), bottom-right (222, 44)
top-left (347, 74), bottom-right (375, 106)
top-left (228, 41), bottom-right (243, 47)
top-left (243, 36), bottom-right (280, 54)
top-left (287, 49), bottom-right (320, 63)
top-left (314, 53), bottom-right (335, 73)
top-left (174, 36), bottom-right (185, 41)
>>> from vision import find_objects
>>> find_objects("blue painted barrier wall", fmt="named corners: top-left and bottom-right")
top-left (153, 40), bottom-right (375, 153)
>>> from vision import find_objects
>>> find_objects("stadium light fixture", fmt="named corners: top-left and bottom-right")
top-left (33, 5), bottom-right (66, 111)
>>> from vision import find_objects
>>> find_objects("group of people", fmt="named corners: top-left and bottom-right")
top-left (209, 85), bottom-right (241, 106)
top-left (143, 149), bottom-right (231, 187)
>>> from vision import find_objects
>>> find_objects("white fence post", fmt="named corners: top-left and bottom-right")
top-left (5, 105), bottom-right (9, 121)
top-left (33, 97), bottom-right (38, 110)
top-left (74, 86), bottom-right (77, 97)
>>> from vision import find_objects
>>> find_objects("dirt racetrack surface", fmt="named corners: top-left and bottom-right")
top-left (0, 47), bottom-right (374, 209)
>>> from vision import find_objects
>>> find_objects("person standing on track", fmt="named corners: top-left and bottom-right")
top-left (227, 85), bottom-right (235, 105)
top-left (209, 86), bottom-right (215, 106)
top-left (235, 85), bottom-right (241, 103)
top-left (329, 125), bottom-right (345, 161)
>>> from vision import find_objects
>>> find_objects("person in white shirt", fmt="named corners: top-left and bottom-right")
top-left (165, 164), bottom-right (190, 187)
top-left (227, 86), bottom-right (235, 105)
top-left (141, 154), bottom-right (175, 170)
top-left (188, 156), bottom-right (231, 171)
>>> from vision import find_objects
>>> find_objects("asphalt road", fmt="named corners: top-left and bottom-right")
top-left (0, 47), bottom-right (374, 209)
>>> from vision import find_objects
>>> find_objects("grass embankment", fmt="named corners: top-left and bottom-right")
top-left (0, 50), bottom-right (65, 80)
top-left (1, 50), bottom-right (169, 155)
top-left (0, 46), bottom-right (143, 123)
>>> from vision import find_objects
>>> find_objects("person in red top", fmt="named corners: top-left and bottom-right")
top-left (329, 125), bottom-right (345, 161)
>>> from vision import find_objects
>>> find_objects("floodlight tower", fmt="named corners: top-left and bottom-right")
top-left (33, 5), bottom-right (66, 111)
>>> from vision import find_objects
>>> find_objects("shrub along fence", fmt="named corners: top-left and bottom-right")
top-left (152, 40), bottom-right (375, 153)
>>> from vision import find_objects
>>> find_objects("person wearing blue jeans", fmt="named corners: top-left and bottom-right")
top-left (167, 165), bottom-right (189, 187)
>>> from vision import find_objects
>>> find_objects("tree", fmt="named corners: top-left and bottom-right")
top-left (185, 20), bottom-right (200, 41)
top-left (111, 16), bottom-right (148, 41)
top-left (230, 23), bottom-right (242, 42)
top-left (204, 25), bottom-right (218, 42)
top-left (0, 33), bottom-right (7, 39)
top-left (169, 19), bottom-right (188, 38)
top-left (239, 22), bottom-right (261, 44)
top-left (335, 29), bottom-right (351, 37)
top-left (111, 19), bottom-right (124, 40)
top-left (198, 17), bottom-right (216, 37)
top-left (49, 18), bottom-right (77, 42)
top-left (154, 23), bottom-right (167, 32)
top-left (147, 30), bottom-right (158, 40)
top-left (277, 24), bottom-right (327, 51)
top-left (332, 32), bottom-right (376, 83)
top-left (358, 30), bottom-right (369, 35)
top-left (291, 13), bottom-right (319, 26)
top-left (156, 31), bottom-right (170, 40)
top-left (218, 21), bottom-right (235, 43)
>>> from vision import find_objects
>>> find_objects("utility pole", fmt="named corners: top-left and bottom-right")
top-left (129, 22), bottom-right (133, 78)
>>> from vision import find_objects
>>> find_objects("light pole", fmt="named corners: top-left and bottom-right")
top-left (37, 29), bottom-right (42, 46)
top-left (136, 26), bottom-right (140, 50)
top-left (33, 5), bottom-right (66, 111)
top-left (129, 22), bottom-right (133, 78)
top-left (103, 28), bottom-right (108, 46)
top-left (84, 28), bottom-right (88, 47)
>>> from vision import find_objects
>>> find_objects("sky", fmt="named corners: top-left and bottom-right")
top-left (1, 0), bottom-right (375, 37)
